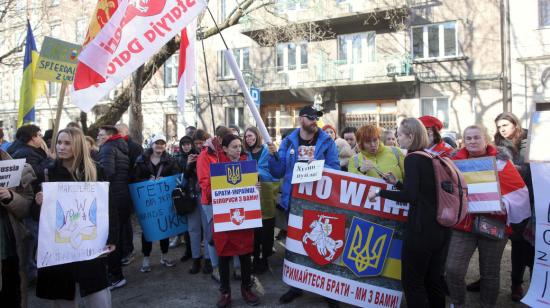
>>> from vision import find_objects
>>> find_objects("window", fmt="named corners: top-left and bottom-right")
top-left (75, 18), bottom-right (87, 43)
top-left (164, 53), bottom-right (179, 87)
top-left (226, 107), bottom-right (244, 131)
top-left (50, 22), bottom-right (61, 38)
top-left (48, 82), bottom-right (60, 97)
top-left (337, 32), bottom-right (376, 64)
top-left (218, 48), bottom-right (250, 79)
top-left (421, 97), bottom-right (449, 128)
top-left (219, 0), bottom-right (236, 22)
top-left (412, 22), bottom-right (457, 60)
top-left (276, 0), bottom-right (309, 12)
top-left (540, 0), bottom-right (550, 27)
top-left (276, 42), bottom-right (308, 71)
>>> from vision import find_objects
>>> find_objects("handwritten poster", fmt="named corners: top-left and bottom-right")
top-left (129, 174), bottom-right (187, 241)
top-left (522, 163), bottom-right (550, 306)
top-left (37, 182), bottom-right (109, 268)
top-left (0, 159), bottom-right (26, 188)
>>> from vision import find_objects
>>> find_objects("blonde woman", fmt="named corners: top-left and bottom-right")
top-left (368, 118), bottom-right (450, 308)
top-left (35, 127), bottom-right (115, 308)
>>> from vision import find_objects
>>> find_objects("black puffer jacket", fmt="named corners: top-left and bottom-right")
top-left (36, 160), bottom-right (114, 300)
top-left (12, 142), bottom-right (52, 186)
top-left (98, 135), bottom-right (131, 206)
top-left (127, 137), bottom-right (144, 173)
top-left (133, 149), bottom-right (180, 182)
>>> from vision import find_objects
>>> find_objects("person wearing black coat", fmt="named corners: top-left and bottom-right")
top-left (10, 125), bottom-right (52, 285)
top-left (35, 127), bottom-right (115, 307)
top-left (115, 123), bottom-right (144, 265)
top-left (97, 125), bottom-right (131, 289)
top-left (133, 134), bottom-right (180, 272)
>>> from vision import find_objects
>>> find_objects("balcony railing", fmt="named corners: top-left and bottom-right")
top-left (239, 0), bottom-right (417, 32)
top-left (243, 54), bottom-right (413, 90)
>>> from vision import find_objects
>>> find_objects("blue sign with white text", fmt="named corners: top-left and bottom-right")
top-left (129, 174), bottom-right (187, 241)
top-left (250, 87), bottom-right (261, 108)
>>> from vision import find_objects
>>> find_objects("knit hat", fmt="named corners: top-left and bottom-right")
top-left (418, 116), bottom-right (443, 132)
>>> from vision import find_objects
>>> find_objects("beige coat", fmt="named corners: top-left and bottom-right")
top-left (0, 150), bottom-right (36, 308)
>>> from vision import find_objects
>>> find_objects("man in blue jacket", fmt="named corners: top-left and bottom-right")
top-left (268, 105), bottom-right (340, 306)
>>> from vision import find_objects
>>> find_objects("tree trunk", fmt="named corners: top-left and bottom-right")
top-left (129, 65), bottom-right (144, 144)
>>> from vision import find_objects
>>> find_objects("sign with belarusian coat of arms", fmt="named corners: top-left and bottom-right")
top-left (283, 169), bottom-right (407, 307)
top-left (210, 161), bottom-right (262, 232)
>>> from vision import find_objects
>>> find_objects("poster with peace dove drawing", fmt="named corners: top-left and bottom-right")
top-left (37, 182), bottom-right (110, 268)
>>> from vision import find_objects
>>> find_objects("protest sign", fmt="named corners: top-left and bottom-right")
top-left (210, 161), bottom-right (262, 232)
top-left (37, 182), bottom-right (109, 268)
top-left (453, 157), bottom-right (501, 213)
top-left (522, 162), bottom-right (550, 306)
top-left (527, 111), bottom-right (550, 162)
top-left (0, 159), bottom-right (26, 188)
top-left (283, 169), bottom-right (407, 307)
top-left (291, 160), bottom-right (325, 184)
top-left (35, 37), bottom-right (81, 83)
top-left (129, 174), bottom-right (187, 241)
top-left (71, 0), bottom-right (207, 112)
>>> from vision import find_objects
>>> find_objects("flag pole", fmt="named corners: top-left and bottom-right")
top-left (51, 81), bottom-right (68, 148)
top-left (199, 29), bottom-right (216, 137)
top-left (205, 7), bottom-right (271, 144)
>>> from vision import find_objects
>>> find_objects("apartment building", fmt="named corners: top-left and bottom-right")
top-left (0, 0), bottom-right (545, 143)
top-left (509, 0), bottom-right (550, 128)
top-left (196, 0), bottom-right (516, 141)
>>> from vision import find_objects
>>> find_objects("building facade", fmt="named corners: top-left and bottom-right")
top-left (0, 0), bottom-right (547, 144)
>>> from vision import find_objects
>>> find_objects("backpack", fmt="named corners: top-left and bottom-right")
top-left (411, 151), bottom-right (468, 227)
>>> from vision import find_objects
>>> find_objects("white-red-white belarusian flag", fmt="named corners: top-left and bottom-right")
top-left (177, 20), bottom-right (196, 111)
top-left (70, 0), bottom-right (206, 113)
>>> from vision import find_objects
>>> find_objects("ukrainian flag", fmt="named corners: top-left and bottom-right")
top-left (17, 21), bottom-right (45, 128)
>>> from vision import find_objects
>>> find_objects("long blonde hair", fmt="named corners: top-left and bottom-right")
top-left (55, 128), bottom-right (97, 182)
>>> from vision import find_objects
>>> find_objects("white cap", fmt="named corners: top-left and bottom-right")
top-left (149, 133), bottom-right (167, 146)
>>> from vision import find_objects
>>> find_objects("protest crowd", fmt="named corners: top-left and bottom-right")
top-left (0, 105), bottom-right (538, 308)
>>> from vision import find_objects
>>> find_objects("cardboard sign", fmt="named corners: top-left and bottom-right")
top-left (527, 111), bottom-right (550, 162)
top-left (37, 182), bottom-right (110, 268)
top-left (210, 160), bottom-right (262, 232)
top-left (129, 174), bottom-right (187, 241)
top-left (291, 160), bottom-right (325, 184)
top-left (284, 169), bottom-right (407, 307)
top-left (453, 157), bottom-right (502, 213)
top-left (522, 163), bottom-right (550, 306)
top-left (0, 159), bottom-right (26, 188)
top-left (35, 36), bottom-right (81, 83)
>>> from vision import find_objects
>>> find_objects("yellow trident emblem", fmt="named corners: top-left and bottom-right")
top-left (346, 224), bottom-right (386, 274)
top-left (226, 164), bottom-right (241, 185)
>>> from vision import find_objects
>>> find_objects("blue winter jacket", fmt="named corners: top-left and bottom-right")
top-left (268, 128), bottom-right (340, 210)
top-left (247, 144), bottom-right (278, 183)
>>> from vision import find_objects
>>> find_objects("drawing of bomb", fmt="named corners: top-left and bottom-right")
top-left (55, 199), bottom-right (98, 248)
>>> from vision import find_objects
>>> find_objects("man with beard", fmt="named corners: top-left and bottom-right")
top-left (267, 106), bottom-right (340, 307)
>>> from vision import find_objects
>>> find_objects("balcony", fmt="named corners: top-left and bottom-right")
top-left (243, 54), bottom-right (414, 91)
top-left (240, 0), bottom-right (417, 34)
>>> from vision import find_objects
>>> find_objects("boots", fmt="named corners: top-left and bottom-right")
top-left (217, 292), bottom-right (231, 308)
top-left (241, 285), bottom-right (260, 306)
top-left (511, 284), bottom-right (524, 302)
top-left (189, 258), bottom-right (201, 274)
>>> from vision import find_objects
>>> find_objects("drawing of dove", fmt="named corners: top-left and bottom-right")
top-left (55, 199), bottom-right (98, 248)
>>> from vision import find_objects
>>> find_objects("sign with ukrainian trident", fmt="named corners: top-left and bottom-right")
top-left (343, 218), bottom-right (394, 277)
top-left (283, 169), bottom-right (406, 307)
top-left (302, 210), bottom-right (346, 266)
top-left (37, 182), bottom-right (110, 268)
top-left (210, 160), bottom-right (262, 232)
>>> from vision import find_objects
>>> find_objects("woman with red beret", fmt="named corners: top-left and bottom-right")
top-left (418, 116), bottom-right (455, 157)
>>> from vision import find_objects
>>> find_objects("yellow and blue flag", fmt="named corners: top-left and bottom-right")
top-left (17, 21), bottom-right (45, 128)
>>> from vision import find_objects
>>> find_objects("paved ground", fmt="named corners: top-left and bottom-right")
top-left (28, 219), bottom-right (531, 308)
